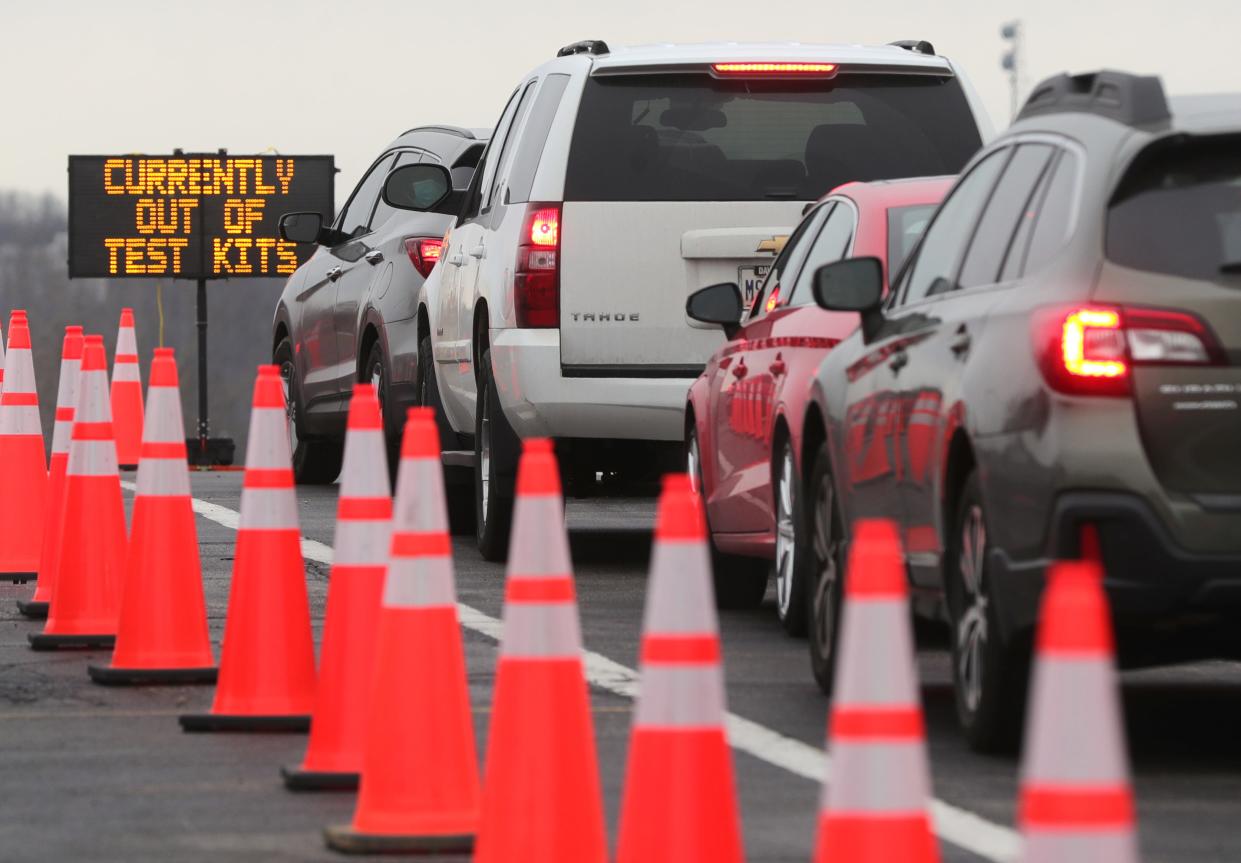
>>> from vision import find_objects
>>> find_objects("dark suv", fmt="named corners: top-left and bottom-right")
top-left (801, 71), bottom-right (1241, 750)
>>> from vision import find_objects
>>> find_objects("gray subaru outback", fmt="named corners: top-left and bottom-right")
top-left (801, 71), bottom-right (1241, 751)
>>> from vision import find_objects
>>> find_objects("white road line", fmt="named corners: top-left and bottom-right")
top-left (139, 481), bottom-right (1020, 863)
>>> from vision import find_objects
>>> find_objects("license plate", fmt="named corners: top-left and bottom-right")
top-left (738, 264), bottom-right (770, 313)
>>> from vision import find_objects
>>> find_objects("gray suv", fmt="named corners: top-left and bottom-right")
top-left (273, 126), bottom-right (487, 483)
top-left (802, 71), bottom-right (1241, 751)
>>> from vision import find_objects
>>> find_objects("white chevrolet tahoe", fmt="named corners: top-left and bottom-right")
top-left (396, 39), bottom-right (992, 559)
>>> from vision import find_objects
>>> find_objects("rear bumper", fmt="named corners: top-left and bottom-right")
top-left (489, 328), bottom-right (691, 441)
top-left (990, 491), bottom-right (1241, 648)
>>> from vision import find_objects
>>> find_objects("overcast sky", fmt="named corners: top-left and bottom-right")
top-left (4, 0), bottom-right (1240, 199)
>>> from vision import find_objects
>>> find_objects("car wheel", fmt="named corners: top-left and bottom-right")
top-left (686, 422), bottom-right (768, 610)
top-left (275, 337), bottom-right (342, 485)
top-left (947, 470), bottom-right (1028, 753)
top-left (475, 348), bottom-right (518, 562)
top-left (364, 341), bottom-right (401, 485)
top-left (773, 438), bottom-right (809, 637)
top-left (416, 333), bottom-right (475, 534)
top-left (806, 441), bottom-right (844, 695)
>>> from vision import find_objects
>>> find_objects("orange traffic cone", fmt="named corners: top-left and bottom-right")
top-left (0, 311), bottom-right (47, 583)
top-left (0, 314), bottom-right (6, 395)
top-left (285, 383), bottom-right (391, 790)
top-left (473, 439), bottom-right (607, 863)
top-left (29, 335), bottom-right (127, 650)
top-left (325, 406), bottom-right (480, 853)
top-left (180, 364), bottom-right (316, 732)
top-left (111, 308), bottom-right (144, 470)
top-left (18, 326), bottom-right (85, 618)
top-left (813, 519), bottom-right (939, 863)
top-left (1017, 560), bottom-right (1138, 862)
top-left (89, 348), bottom-right (216, 685)
top-left (616, 473), bottom-right (743, 863)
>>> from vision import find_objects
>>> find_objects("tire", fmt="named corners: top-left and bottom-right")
top-left (474, 348), bottom-right (519, 562)
top-left (415, 333), bottom-right (475, 534)
top-left (773, 437), bottom-right (809, 637)
top-left (806, 441), bottom-right (844, 695)
top-left (364, 341), bottom-right (401, 487)
top-left (686, 421), bottom-right (768, 610)
top-left (946, 470), bottom-right (1029, 753)
top-left (275, 337), bottom-right (342, 485)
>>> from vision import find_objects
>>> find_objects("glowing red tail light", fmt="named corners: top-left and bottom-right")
top-left (404, 237), bottom-right (444, 278)
top-left (1034, 304), bottom-right (1223, 396)
top-left (515, 203), bottom-right (561, 328)
top-left (711, 62), bottom-right (838, 77)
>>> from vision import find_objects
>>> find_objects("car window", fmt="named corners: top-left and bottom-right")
top-left (1107, 135), bottom-right (1241, 280)
top-left (506, 74), bottom-right (571, 205)
top-left (1019, 151), bottom-right (1080, 275)
top-left (337, 153), bottom-right (396, 239)
top-left (958, 143), bottom-right (1055, 288)
top-left (897, 148), bottom-right (1009, 305)
top-left (566, 74), bottom-right (982, 202)
top-left (460, 88), bottom-right (521, 223)
top-left (749, 204), bottom-right (829, 319)
top-left (787, 202), bottom-right (855, 306)
top-left (482, 82), bottom-right (537, 213)
top-left (368, 150), bottom-right (426, 232)
top-left (886, 203), bottom-right (938, 275)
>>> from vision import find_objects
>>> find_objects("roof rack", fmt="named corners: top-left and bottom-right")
top-left (397, 125), bottom-right (478, 139)
top-left (557, 39), bottom-right (609, 58)
top-left (889, 39), bottom-right (935, 56)
top-left (1018, 70), bottom-right (1170, 127)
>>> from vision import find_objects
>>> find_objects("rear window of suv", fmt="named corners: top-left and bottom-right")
top-left (1107, 135), bottom-right (1241, 280)
top-left (564, 73), bottom-right (981, 202)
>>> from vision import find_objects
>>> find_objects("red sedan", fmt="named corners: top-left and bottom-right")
top-left (684, 177), bottom-right (952, 633)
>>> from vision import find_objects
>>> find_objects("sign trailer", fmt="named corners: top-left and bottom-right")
top-left (68, 152), bottom-right (334, 463)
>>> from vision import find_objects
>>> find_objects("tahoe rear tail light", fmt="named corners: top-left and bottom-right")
top-left (1033, 304), bottom-right (1225, 396)
top-left (514, 203), bottom-right (561, 328)
top-left (404, 237), bottom-right (444, 278)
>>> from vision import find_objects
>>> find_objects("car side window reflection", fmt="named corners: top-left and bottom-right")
top-left (787, 203), bottom-right (855, 306)
top-left (336, 153), bottom-right (396, 240)
top-left (897, 148), bottom-right (1009, 305)
top-left (459, 88), bottom-right (521, 224)
top-left (750, 203), bottom-right (830, 319)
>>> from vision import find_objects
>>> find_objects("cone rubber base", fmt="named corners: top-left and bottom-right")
top-left (88, 665), bottom-right (218, 686)
top-left (179, 712), bottom-right (310, 733)
top-left (16, 600), bottom-right (48, 619)
top-left (28, 633), bottom-right (115, 651)
top-left (324, 824), bottom-right (473, 855)
top-left (0, 572), bottom-right (34, 585)
top-left (281, 764), bottom-right (359, 791)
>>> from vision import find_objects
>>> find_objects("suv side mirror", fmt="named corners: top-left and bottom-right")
top-left (279, 211), bottom-right (324, 244)
top-left (813, 257), bottom-right (885, 341)
top-left (687, 281), bottom-right (743, 340)
top-left (381, 163), bottom-right (453, 212)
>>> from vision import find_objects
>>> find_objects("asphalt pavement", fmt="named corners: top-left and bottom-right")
top-left (0, 472), bottom-right (1238, 861)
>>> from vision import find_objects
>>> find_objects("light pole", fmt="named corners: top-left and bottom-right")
top-left (1001, 20), bottom-right (1022, 121)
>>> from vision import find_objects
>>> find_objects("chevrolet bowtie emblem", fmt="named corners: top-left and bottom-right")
top-left (755, 235), bottom-right (789, 255)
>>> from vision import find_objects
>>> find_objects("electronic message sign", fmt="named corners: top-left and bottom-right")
top-left (68, 154), bottom-right (334, 279)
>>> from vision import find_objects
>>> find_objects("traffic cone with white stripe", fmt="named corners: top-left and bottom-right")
top-left (29, 335), bottom-right (127, 650)
top-left (111, 308), bottom-right (144, 470)
top-left (325, 406), bottom-right (479, 853)
top-left (285, 383), bottom-right (392, 791)
top-left (1017, 560), bottom-right (1138, 863)
top-left (473, 438), bottom-right (607, 863)
top-left (616, 473), bottom-right (744, 863)
top-left (89, 348), bottom-right (216, 684)
top-left (813, 519), bottom-right (939, 863)
top-left (0, 314), bottom-right (6, 395)
top-left (18, 326), bottom-right (84, 618)
top-left (0, 311), bottom-right (47, 583)
top-left (180, 364), bottom-right (316, 732)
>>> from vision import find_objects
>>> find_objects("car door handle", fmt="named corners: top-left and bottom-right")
top-left (769, 358), bottom-right (786, 377)
top-left (468, 244), bottom-right (486, 259)
top-left (732, 362), bottom-right (748, 379)
top-left (364, 250), bottom-right (384, 266)
top-left (447, 253), bottom-right (465, 267)
top-left (950, 329), bottom-right (972, 356)
top-left (326, 266), bottom-right (343, 282)
top-left (888, 349), bottom-right (908, 373)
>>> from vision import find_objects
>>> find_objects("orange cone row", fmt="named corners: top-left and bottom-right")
top-left (3, 309), bottom-right (1142, 863)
